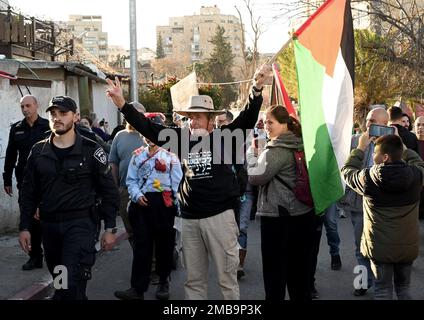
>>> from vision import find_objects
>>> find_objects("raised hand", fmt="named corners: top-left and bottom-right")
top-left (106, 77), bottom-right (126, 109)
top-left (253, 64), bottom-right (273, 90)
top-left (358, 131), bottom-right (373, 151)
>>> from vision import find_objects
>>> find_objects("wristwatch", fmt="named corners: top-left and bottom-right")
top-left (252, 86), bottom-right (263, 93)
top-left (105, 227), bottom-right (118, 234)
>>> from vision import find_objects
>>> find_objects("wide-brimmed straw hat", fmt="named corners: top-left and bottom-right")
top-left (175, 95), bottom-right (225, 117)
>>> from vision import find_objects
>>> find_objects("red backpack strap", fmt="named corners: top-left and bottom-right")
top-left (293, 150), bottom-right (303, 175)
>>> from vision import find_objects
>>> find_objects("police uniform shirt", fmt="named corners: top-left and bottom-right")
top-left (3, 116), bottom-right (49, 187)
top-left (19, 131), bottom-right (119, 231)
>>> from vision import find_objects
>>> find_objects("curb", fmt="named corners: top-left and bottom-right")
top-left (8, 231), bottom-right (128, 300)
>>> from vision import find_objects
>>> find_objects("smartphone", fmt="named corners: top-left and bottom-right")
top-left (369, 124), bottom-right (395, 137)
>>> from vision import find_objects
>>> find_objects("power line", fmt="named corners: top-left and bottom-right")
top-left (197, 79), bottom-right (253, 86)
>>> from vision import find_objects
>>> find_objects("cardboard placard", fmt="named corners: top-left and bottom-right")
top-left (170, 72), bottom-right (198, 111)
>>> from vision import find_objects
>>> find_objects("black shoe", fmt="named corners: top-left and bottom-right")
top-left (171, 248), bottom-right (179, 270)
top-left (237, 266), bottom-right (245, 280)
top-left (22, 257), bottom-right (43, 270)
top-left (310, 285), bottom-right (319, 299)
top-left (331, 255), bottom-right (342, 270)
top-left (150, 271), bottom-right (160, 285)
top-left (114, 288), bottom-right (144, 300)
top-left (353, 288), bottom-right (368, 296)
top-left (156, 281), bottom-right (170, 300)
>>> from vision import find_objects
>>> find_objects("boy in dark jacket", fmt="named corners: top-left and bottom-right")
top-left (342, 133), bottom-right (424, 299)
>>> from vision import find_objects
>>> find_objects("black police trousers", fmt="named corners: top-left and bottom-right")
top-left (41, 216), bottom-right (97, 300)
top-left (29, 218), bottom-right (43, 259)
top-left (128, 192), bottom-right (176, 293)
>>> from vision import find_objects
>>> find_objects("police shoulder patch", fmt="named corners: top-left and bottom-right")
top-left (94, 148), bottom-right (107, 165)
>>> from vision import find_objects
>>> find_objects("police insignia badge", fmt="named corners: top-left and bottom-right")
top-left (94, 148), bottom-right (107, 165)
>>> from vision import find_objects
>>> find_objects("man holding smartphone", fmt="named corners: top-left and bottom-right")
top-left (339, 107), bottom-right (390, 296)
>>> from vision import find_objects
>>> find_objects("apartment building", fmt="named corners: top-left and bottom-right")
top-left (67, 15), bottom-right (108, 62)
top-left (156, 5), bottom-right (244, 67)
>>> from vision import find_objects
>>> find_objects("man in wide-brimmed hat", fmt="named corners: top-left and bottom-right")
top-left (106, 64), bottom-right (272, 300)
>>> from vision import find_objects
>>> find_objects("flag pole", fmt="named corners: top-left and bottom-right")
top-left (266, 37), bottom-right (293, 64)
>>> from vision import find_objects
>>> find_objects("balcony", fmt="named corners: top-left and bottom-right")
top-left (0, 7), bottom-right (72, 60)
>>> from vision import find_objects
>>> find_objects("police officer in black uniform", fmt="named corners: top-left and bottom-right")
top-left (3, 95), bottom-right (49, 270)
top-left (18, 96), bottom-right (119, 300)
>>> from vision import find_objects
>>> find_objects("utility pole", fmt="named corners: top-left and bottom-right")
top-left (129, 0), bottom-right (138, 102)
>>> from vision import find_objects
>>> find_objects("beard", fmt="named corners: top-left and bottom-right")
top-left (51, 121), bottom-right (74, 135)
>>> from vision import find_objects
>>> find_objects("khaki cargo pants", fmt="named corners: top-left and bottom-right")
top-left (181, 209), bottom-right (240, 300)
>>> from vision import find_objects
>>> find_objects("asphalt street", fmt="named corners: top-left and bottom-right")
top-left (85, 215), bottom-right (424, 300)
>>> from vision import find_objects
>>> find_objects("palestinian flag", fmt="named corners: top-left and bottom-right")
top-left (294, 0), bottom-right (354, 213)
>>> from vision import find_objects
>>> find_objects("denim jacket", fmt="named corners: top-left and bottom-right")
top-left (126, 146), bottom-right (182, 204)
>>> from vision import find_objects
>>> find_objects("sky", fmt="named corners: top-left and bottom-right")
top-left (7, 0), bottom-right (294, 54)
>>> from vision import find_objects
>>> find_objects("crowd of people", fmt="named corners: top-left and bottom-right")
top-left (2, 63), bottom-right (424, 301)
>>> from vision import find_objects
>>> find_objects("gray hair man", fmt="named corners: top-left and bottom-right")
top-left (106, 64), bottom-right (272, 300)
top-left (340, 107), bottom-right (389, 296)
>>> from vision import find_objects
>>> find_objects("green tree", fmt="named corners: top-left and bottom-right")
top-left (353, 29), bottom-right (424, 125)
top-left (276, 41), bottom-right (298, 101)
top-left (156, 34), bottom-right (165, 59)
top-left (203, 26), bottom-right (236, 107)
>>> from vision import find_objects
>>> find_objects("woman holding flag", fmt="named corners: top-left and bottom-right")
top-left (247, 105), bottom-right (315, 301)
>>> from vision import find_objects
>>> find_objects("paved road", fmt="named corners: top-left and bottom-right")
top-left (2, 215), bottom-right (423, 300)
top-left (86, 215), bottom-right (424, 300)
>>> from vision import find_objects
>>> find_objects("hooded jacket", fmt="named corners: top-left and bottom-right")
top-left (342, 148), bottom-right (424, 263)
top-left (247, 132), bottom-right (312, 217)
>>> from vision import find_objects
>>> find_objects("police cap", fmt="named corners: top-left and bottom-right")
top-left (46, 96), bottom-right (77, 113)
